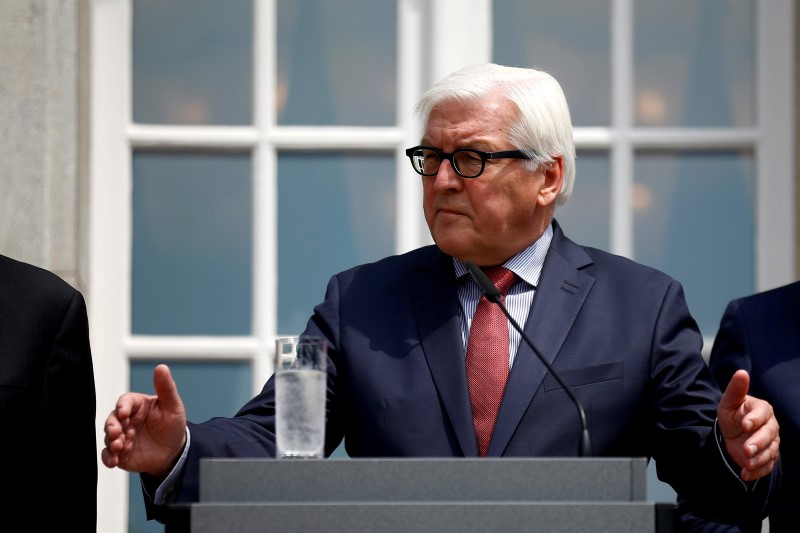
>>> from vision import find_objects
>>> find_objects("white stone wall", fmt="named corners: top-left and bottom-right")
top-left (0, 0), bottom-right (88, 291)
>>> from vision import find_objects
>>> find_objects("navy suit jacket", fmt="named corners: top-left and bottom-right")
top-left (0, 254), bottom-right (97, 529)
top-left (171, 221), bottom-right (776, 523)
top-left (706, 282), bottom-right (799, 532)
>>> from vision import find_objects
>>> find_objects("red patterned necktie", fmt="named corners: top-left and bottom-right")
top-left (466, 266), bottom-right (517, 457)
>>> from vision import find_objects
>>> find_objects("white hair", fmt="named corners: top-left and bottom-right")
top-left (413, 63), bottom-right (576, 205)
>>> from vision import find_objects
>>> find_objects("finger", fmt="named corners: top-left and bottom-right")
top-left (741, 459), bottom-right (776, 482)
top-left (740, 434), bottom-right (780, 480)
top-left (734, 402), bottom-right (778, 459)
top-left (745, 424), bottom-right (780, 458)
top-left (104, 412), bottom-right (122, 439)
top-left (101, 447), bottom-right (118, 468)
top-left (741, 432), bottom-right (774, 462)
top-left (719, 369), bottom-right (750, 412)
top-left (114, 394), bottom-right (136, 421)
top-left (744, 441), bottom-right (776, 467)
top-left (103, 429), bottom-right (124, 454)
top-left (741, 397), bottom-right (774, 434)
top-left (153, 364), bottom-right (182, 412)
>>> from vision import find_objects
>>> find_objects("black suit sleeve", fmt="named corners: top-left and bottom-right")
top-left (0, 257), bottom-right (97, 530)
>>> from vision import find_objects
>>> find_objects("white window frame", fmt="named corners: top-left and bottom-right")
top-left (90, 1), bottom-right (794, 531)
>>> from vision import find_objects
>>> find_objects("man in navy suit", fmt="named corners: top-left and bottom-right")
top-left (102, 64), bottom-right (780, 527)
top-left (704, 282), bottom-right (798, 531)
top-left (0, 253), bottom-right (97, 529)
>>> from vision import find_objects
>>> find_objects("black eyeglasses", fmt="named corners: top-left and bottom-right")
top-left (405, 145), bottom-right (531, 179)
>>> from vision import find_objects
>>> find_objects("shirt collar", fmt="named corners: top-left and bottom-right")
top-left (453, 223), bottom-right (554, 288)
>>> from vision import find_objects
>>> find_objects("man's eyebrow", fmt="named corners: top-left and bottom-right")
top-left (416, 140), bottom-right (496, 151)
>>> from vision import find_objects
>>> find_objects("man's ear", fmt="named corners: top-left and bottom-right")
top-left (537, 155), bottom-right (564, 206)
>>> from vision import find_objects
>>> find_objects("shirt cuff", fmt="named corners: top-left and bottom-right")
top-left (144, 426), bottom-right (191, 505)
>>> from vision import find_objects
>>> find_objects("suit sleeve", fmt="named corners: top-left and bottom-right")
top-left (39, 289), bottom-right (98, 528)
top-left (649, 283), bottom-right (777, 525)
top-left (675, 298), bottom-right (780, 526)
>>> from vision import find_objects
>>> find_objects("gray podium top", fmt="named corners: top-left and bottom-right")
top-left (199, 457), bottom-right (649, 503)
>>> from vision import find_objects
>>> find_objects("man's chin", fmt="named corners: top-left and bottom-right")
top-left (433, 237), bottom-right (515, 266)
top-left (433, 238), bottom-right (476, 262)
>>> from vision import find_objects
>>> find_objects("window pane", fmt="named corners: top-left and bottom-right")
top-left (554, 151), bottom-right (611, 250)
top-left (278, 152), bottom-right (396, 334)
top-left (132, 0), bottom-right (253, 125)
top-left (132, 152), bottom-right (253, 335)
top-left (634, 0), bottom-right (755, 127)
top-left (277, 0), bottom-right (397, 126)
top-left (633, 150), bottom-right (755, 337)
top-left (493, 0), bottom-right (612, 126)
top-left (128, 360), bottom-right (253, 533)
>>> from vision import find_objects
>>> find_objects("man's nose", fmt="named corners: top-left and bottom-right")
top-left (432, 159), bottom-right (463, 190)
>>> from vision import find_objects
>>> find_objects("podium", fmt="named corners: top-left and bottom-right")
top-left (185, 457), bottom-right (676, 532)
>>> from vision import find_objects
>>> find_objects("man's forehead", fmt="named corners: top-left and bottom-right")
top-left (423, 103), bottom-right (514, 144)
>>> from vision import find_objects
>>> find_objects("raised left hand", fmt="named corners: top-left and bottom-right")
top-left (717, 369), bottom-right (780, 481)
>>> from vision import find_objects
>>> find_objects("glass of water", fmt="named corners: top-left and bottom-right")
top-left (274, 336), bottom-right (327, 459)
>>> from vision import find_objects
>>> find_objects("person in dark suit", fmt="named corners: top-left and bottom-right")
top-left (705, 282), bottom-right (798, 531)
top-left (102, 63), bottom-right (780, 527)
top-left (0, 253), bottom-right (97, 529)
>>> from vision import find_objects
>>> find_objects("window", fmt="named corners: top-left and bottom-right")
top-left (91, 1), bottom-right (794, 531)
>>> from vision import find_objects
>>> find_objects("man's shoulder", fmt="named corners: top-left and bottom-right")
top-left (552, 228), bottom-right (677, 287)
top-left (730, 280), bottom-right (800, 316)
top-left (328, 246), bottom-right (448, 296)
top-left (0, 254), bottom-right (80, 301)
top-left (741, 280), bottom-right (800, 304)
top-left (338, 245), bottom-right (443, 276)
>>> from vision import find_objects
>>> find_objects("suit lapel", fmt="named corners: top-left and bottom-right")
top-left (489, 224), bottom-right (595, 456)
top-left (410, 251), bottom-right (478, 457)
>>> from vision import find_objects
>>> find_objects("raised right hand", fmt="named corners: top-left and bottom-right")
top-left (101, 364), bottom-right (188, 479)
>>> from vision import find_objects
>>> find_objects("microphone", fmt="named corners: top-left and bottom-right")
top-left (465, 261), bottom-right (592, 457)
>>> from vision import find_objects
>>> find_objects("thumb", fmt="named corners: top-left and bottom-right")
top-left (153, 363), bottom-right (183, 413)
top-left (719, 369), bottom-right (750, 412)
